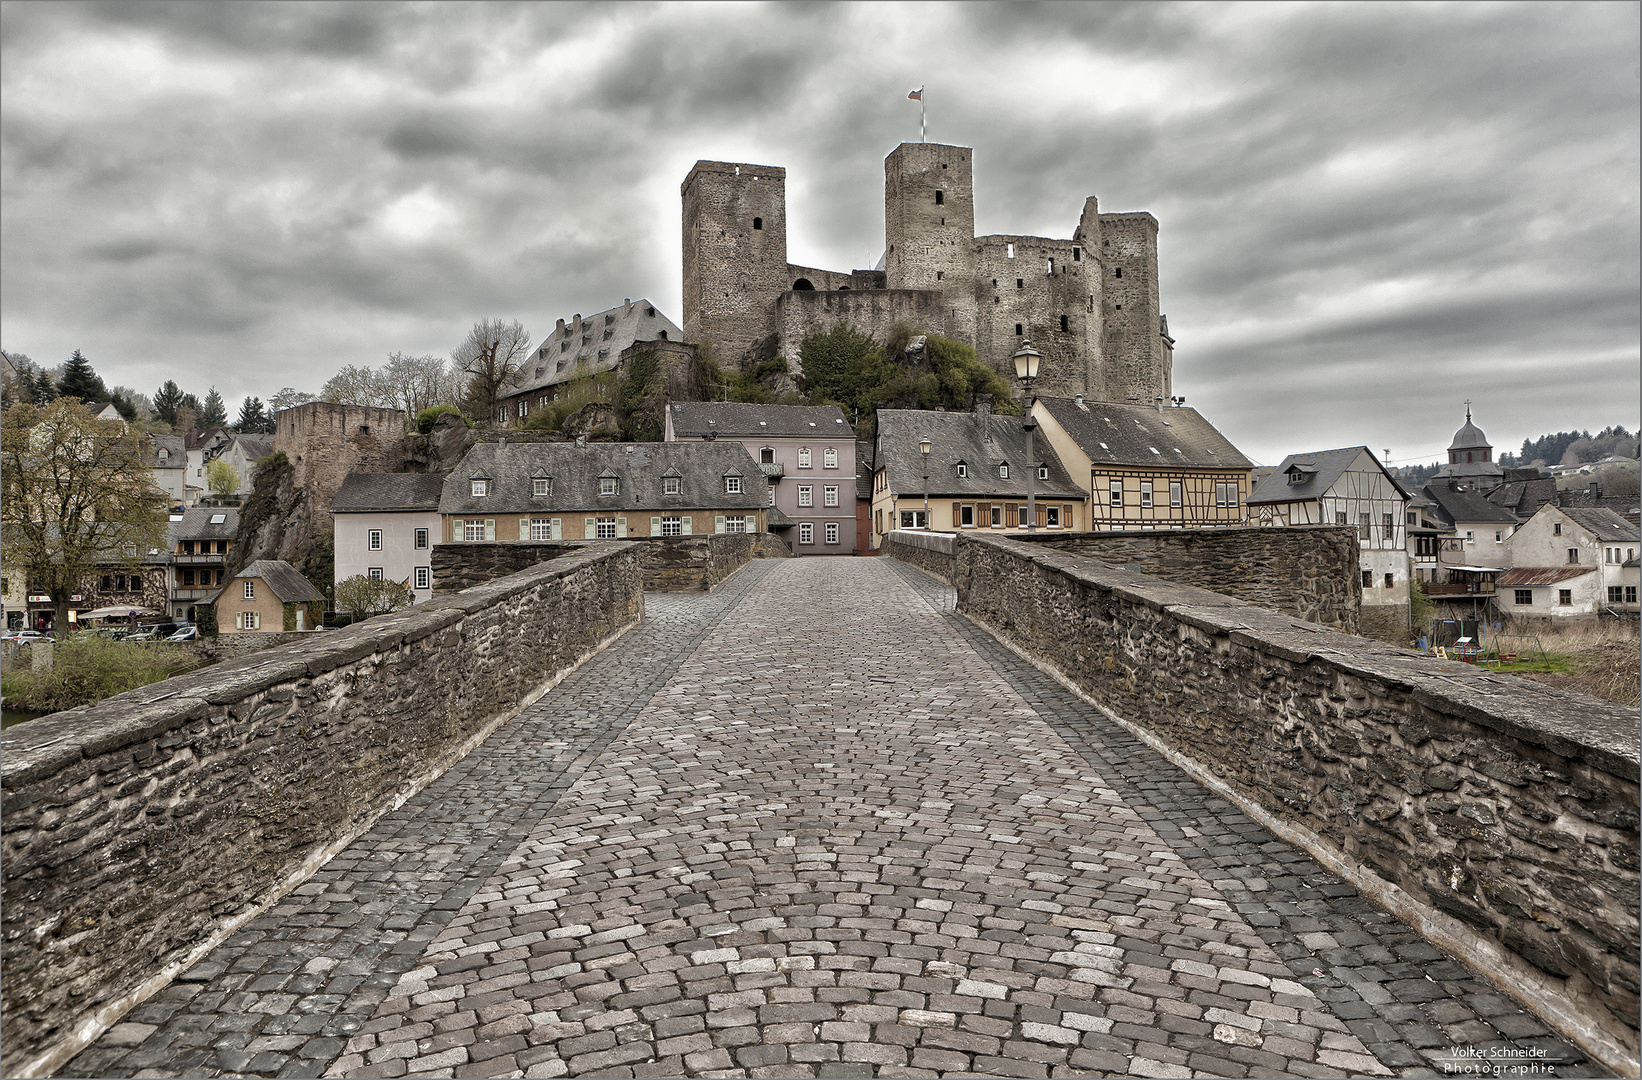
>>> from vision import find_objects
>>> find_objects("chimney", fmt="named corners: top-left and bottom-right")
top-left (1590, 481), bottom-right (1601, 497)
top-left (556, 318), bottom-right (566, 332)
top-left (624, 298), bottom-right (632, 312)
top-left (1074, 394), bottom-right (1083, 407)
top-left (974, 393), bottom-right (992, 416)
top-left (1154, 396), bottom-right (1165, 414)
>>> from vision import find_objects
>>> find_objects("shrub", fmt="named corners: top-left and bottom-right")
top-left (2, 637), bottom-right (199, 713)
top-left (415, 404), bottom-right (467, 434)
top-left (334, 575), bottom-right (412, 621)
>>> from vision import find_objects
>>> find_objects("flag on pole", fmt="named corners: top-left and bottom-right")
top-left (907, 87), bottom-right (922, 100)
top-left (909, 86), bottom-right (926, 142)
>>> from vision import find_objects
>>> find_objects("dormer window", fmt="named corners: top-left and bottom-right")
top-left (533, 478), bottom-right (552, 497)
top-left (725, 475), bottom-right (743, 494)
top-left (999, 464), bottom-right (1009, 479)
top-left (600, 476), bottom-right (619, 496)
top-left (1038, 466), bottom-right (1048, 480)
top-left (664, 476), bottom-right (681, 496)
top-left (471, 478), bottom-right (490, 497)
top-left (956, 463), bottom-right (968, 478)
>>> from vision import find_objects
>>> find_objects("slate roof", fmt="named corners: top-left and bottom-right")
top-left (669, 402), bottom-right (854, 439)
top-left (229, 435), bottom-right (275, 461)
top-left (439, 441), bottom-right (769, 515)
top-left (856, 440), bottom-right (875, 500)
top-left (1248, 446), bottom-right (1409, 505)
top-left (1487, 477), bottom-right (1559, 520)
top-left (149, 435), bottom-right (186, 468)
top-left (875, 409), bottom-right (1086, 501)
top-left (331, 472), bottom-right (447, 513)
top-left (1497, 567), bottom-right (1595, 587)
top-left (1037, 398), bottom-right (1252, 472)
top-left (1421, 481), bottom-right (1518, 526)
top-left (169, 507), bottom-right (240, 542)
top-left (1560, 506), bottom-right (1640, 542)
top-left (227, 560), bottom-right (324, 603)
top-left (505, 300), bottom-right (681, 394)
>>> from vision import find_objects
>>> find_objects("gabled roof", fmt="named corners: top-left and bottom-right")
top-left (1037, 398), bottom-right (1252, 471)
top-left (1497, 567), bottom-right (1595, 587)
top-left (856, 440), bottom-right (874, 500)
top-left (1559, 506), bottom-right (1640, 542)
top-left (331, 472), bottom-right (446, 513)
top-left (1487, 477), bottom-right (1559, 519)
top-left (875, 409), bottom-right (1085, 500)
top-left (169, 507), bottom-right (239, 542)
top-left (184, 427), bottom-right (228, 452)
top-left (1248, 446), bottom-right (1408, 505)
top-left (229, 434), bottom-right (275, 461)
top-left (669, 402), bottom-right (854, 439)
top-left (506, 299), bottom-right (681, 394)
top-left (227, 560), bottom-right (324, 603)
top-left (1422, 481), bottom-right (1518, 526)
top-left (439, 441), bottom-right (769, 515)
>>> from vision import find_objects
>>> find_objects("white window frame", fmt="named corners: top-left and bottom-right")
top-left (1140, 482), bottom-right (1152, 509)
top-left (991, 506), bottom-right (1003, 527)
top-left (960, 504), bottom-right (975, 527)
top-left (600, 476), bottom-right (618, 496)
top-left (799, 522), bottom-right (814, 545)
top-left (660, 515), bottom-right (683, 537)
top-left (725, 516), bottom-right (748, 534)
top-left (1169, 481), bottom-right (1182, 508)
top-left (725, 475), bottom-right (743, 494)
top-left (824, 447), bottom-right (838, 469)
top-left (415, 566), bottom-right (430, 591)
top-left (533, 478), bottom-right (551, 497)
top-left (956, 463), bottom-right (968, 478)
top-left (471, 478), bottom-right (489, 497)
top-left (664, 476), bottom-right (681, 496)
top-left (999, 463), bottom-right (1009, 479)
top-left (1110, 480), bottom-right (1123, 507)
top-left (1038, 466), bottom-right (1048, 480)
top-left (368, 567), bottom-right (383, 580)
top-left (239, 610), bottom-right (260, 630)
top-left (414, 528), bottom-right (429, 550)
top-left (797, 448), bottom-right (812, 468)
top-left (1045, 506), bottom-right (1061, 528)
top-left (530, 519), bottom-right (554, 541)
top-left (823, 485), bottom-right (839, 508)
top-left (243, 580), bottom-right (255, 600)
top-left (368, 529), bottom-right (383, 551)
top-left (797, 486), bottom-right (813, 507)
top-left (595, 517), bottom-right (618, 540)
top-left (825, 522), bottom-right (840, 544)
top-left (464, 520), bottom-right (486, 542)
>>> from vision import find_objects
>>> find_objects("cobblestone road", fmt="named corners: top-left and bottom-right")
top-left (65, 558), bottom-right (1600, 1079)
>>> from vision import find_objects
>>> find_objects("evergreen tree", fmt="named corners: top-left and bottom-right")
top-left (56, 350), bottom-right (108, 402)
top-left (109, 391), bottom-right (139, 423)
top-left (32, 368), bottom-right (58, 403)
top-left (153, 380), bottom-right (184, 428)
top-left (199, 386), bottom-right (228, 429)
top-left (236, 396), bottom-right (271, 433)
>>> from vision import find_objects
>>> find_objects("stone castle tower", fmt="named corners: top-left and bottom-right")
top-left (682, 142), bottom-right (1173, 406)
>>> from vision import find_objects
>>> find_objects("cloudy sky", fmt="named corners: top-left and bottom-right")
top-left (2, 1), bottom-right (1637, 466)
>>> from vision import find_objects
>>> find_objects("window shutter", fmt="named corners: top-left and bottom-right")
top-left (715, 516), bottom-right (726, 534)
top-left (519, 517), bottom-right (530, 540)
top-left (650, 516), bottom-right (662, 537)
top-left (1036, 506), bottom-right (1047, 528)
top-left (451, 519), bottom-right (461, 541)
top-left (551, 518), bottom-right (561, 540)
top-left (484, 519), bottom-right (495, 541)
top-left (617, 517), bottom-right (627, 538)
top-left (745, 516), bottom-right (755, 532)
top-left (584, 517), bottom-right (595, 538)
top-left (952, 501), bottom-right (961, 525)
top-left (681, 515), bottom-right (692, 535)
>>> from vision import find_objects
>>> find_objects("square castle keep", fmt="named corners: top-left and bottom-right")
top-left (682, 142), bottom-right (1174, 405)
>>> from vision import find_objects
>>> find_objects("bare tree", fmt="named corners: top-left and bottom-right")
top-left (320, 364), bottom-right (396, 408)
top-left (453, 319), bottom-right (531, 425)
top-left (382, 352), bottom-right (467, 417)
top-left (270, 387), bottom-right (319, 414)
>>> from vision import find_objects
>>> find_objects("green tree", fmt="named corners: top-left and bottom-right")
top-left (32, 368), bottom-right (58, 403)
top-left (153, 380), bottom-right (184, 428)
top-left (205, 458), bottom-right (240, 499)
top-left (334, 574), bottom-right (413, 621)
top-left (199, 386), bottom-right (228, 429)
top-left (236, 396), bottom-right (272, 433)
top-left (57, 350), bottom-right (108, 402)
top-left (1, 399), bottom-right (168, 640)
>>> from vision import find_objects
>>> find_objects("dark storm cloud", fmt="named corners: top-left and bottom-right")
top-left (1, 2), bottom-right (1634, 464)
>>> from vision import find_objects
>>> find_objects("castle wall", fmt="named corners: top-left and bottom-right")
top-left (681, 161), bottom-right (788, 368)
top-left (774, 289), bottom-right (952, 373)
top-left (1098, 212), bottom-right (1168, 405)
top-left (272, 403), bottom-right (409, 526)
top-left (973, 234), bottom-right (1099, 397)
top-left (884, 144), bottom-right (977, 346)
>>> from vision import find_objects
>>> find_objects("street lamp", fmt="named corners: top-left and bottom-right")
top-left (1013, 341), bottom-right (1042, 533)
top-left (919, 437), bottom-right (932, 529)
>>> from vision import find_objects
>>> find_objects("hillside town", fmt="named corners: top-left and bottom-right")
top-left (4, 142), bottom-right (1638, 650)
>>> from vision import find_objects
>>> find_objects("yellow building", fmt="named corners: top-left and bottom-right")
top-left (1031, 397), bottom-right (1253, 530)
top-left (869, 406), bottom-right (1088, 547)
top-left (213, 560), bottom-right (324, 634)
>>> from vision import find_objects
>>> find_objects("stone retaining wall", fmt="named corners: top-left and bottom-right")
top-left (882, 529), bottom-right (957, 583)
top-left (1023, 526), bottom-right (1361, 632)
top-left (0, 543), bottom-right (644, 1078)
top-left (434, 534), bottom-right (789, 595)
top-left (939, 533), bottom-right (1639, 1072)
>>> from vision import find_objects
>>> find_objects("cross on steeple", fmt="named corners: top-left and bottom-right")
top-left (1464, 399), bottom-right (1472, 421)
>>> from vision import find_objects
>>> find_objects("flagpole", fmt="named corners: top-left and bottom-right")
top-left (922, 87), bottom-right (926, 143)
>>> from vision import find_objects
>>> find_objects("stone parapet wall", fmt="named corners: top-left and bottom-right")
top-left (0, 543), bottom-right (644, 1078)
top-left (883, 529), bottom-right (956, 583)
top-left (774, 289), bottom-right (950, 371)
top-left (435, 535), bottom-right (790, 595)
top-left (942, 533), bottom-right (1639, 1072)
top-left (1026, 526), bottom-right (1361, 632)
top-left (431, 541), bottom-right (578, 593)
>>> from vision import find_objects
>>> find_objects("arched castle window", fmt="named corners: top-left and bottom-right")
top-left (793, 278), bottom-right (815, 291)
top-left (753, 217), bottom-right (763, 230)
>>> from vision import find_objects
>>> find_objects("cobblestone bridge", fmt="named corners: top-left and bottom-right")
top-left (65, 560), bottom-right (1601, 1079)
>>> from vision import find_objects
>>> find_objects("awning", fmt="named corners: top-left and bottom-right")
top-left (78, 606), bottom-right (160, 620)
top-left (1497, 567), bottom-right (1595, 587)
top-left (1445, 565), bottom-right (1507, 573)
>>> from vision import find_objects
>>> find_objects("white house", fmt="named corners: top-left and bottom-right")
top-left (331, 473), bottom-right (446, 604)
top-left (1501, 505), bottom-right (1640, 620)
top-left (1247, 446), bottom-right (1411, 639)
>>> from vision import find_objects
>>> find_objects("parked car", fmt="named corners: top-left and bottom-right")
top-left (166, 625), bottom-right (198, 642)
top-left (121, 628), bottom-right (163, 642)
top-left (2, 630), bottom-right (51, 645)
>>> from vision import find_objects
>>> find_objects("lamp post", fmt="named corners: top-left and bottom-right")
top-left (1013, 341), bottom-right (1042, 533)
top-left (919, 437), bottom-right (932, 529)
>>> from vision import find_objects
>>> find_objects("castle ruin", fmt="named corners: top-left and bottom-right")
top-left (682, 142), bottom-right (1174, 404)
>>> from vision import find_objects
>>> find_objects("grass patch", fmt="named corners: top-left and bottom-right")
top-left (1, 637), bottom-right (200, 713)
